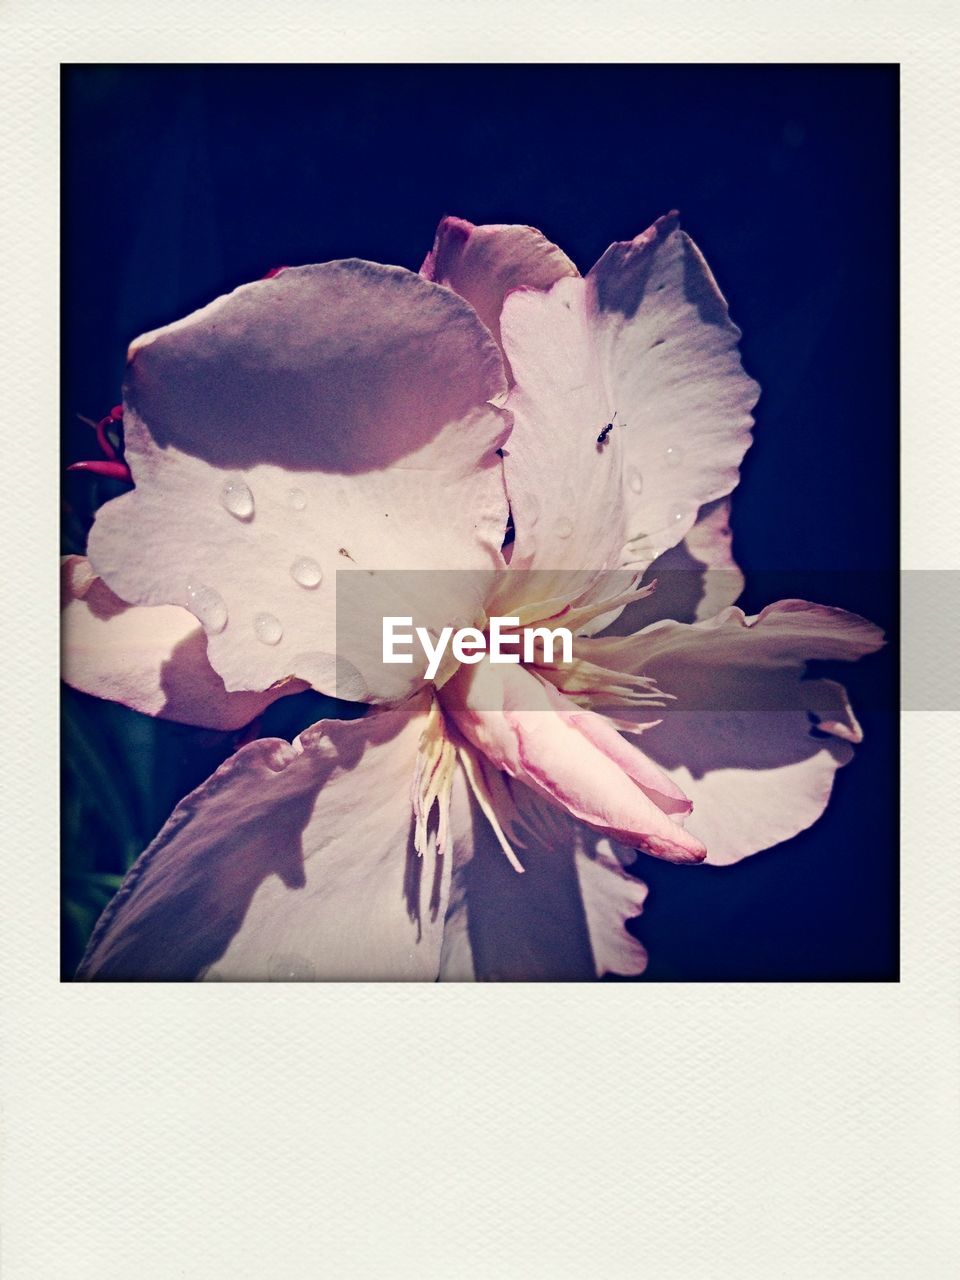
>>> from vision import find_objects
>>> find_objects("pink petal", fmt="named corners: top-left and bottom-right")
top-left (440, 657), bottom-right (705, 863)
top-left (61, 556), bottom-right (297, 730)
top-left (583, 600), bottom-right (884, 863)
top-left (564, 696), bottom-right (691, 817)
top-left (499, 213), bottom-right (758, 577)
top-left (87, 261), bottom-right (510, 701)
top-left (421, 215), bottom-right (578, 375)
top-left (77, 694), bottom-right (448, 981)
top-left (439, 766), bottom-right (648, 980)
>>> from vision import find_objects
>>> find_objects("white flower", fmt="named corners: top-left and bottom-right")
top-left (63, 214), bottom-right (882, 981)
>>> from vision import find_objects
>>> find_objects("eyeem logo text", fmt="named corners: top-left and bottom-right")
top-left (383, 616), bottom-right (574, 681)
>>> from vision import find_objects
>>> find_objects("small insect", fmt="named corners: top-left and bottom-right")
top-left (596, 412), bottom-right (619, 446)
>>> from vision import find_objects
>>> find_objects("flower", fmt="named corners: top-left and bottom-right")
top-left (63, 213), bottom-right (883, 981)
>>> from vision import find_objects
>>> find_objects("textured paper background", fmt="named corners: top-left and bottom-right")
top-left (2, 3), bottom-right (958, 1277)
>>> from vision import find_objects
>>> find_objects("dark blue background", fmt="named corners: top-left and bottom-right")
top-left (62, 64), bottom-right (898, 980)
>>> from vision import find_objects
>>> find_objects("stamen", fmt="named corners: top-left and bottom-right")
top-left (535, 653), bottom-right (670, 711)
top-left (457, 746), bottom-right (525, 874)
top-left (509, 577), bottom-right (656, 633)
top-left (599, 715), bottom-right (663, 736)
top-left (412, 697), bottom-right (457, 859)
top-left (543, 578), bottom-right (657, 634)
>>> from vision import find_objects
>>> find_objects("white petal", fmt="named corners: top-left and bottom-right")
top-left (641, 496), bottom-right (744, 623)
top-left (78, 694), bottom-right (449, 981)
top-left (61, 556), bottom-right (298, 729)
top-left (588, 215), bottom-right (759, 567)
top-left (87, 261), bottom-right (510, 701)
top-left (499, 275), bottom-right (626, 578)
top-left (498, 214), bottom-right (758, 580)
top-left (575, 842), bottom-right (649, 978)
top-left (581, 600), bottom-right (884, 863)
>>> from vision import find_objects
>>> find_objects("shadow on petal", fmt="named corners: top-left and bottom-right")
top-left (127, 261), bottom-right (507, 474)
top-left (78, 696), bottom-right (447, 981)
top-left (77, 739), bottom-right (322, 981)
top-left (449, 778), bottom-right (598, 982)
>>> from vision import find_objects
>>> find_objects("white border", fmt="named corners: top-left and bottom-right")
top-left (3, 4), bottom-right (958, 1277)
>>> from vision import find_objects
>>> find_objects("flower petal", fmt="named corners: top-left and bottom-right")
top-left (420, 216), bottom-right (578, 374)
top-left (588, 215), bottom-right (759, 567)
top-left (499, 274), bottom-right (626, 577)
top-left (61, 556), bottom-right (296, 730)
top-left (87, 261), bottom-right (510, 701)
top-left (587, 497), bottom-right (744, 641)
top-left (643, 496), bottom-right (744, 622)
top-left (575, 843), bottom-right (650, 978)
top-left (441, 657), bottom-right (705, 863)
top-left (439, 768), bottom-right (648, 980)
top-left (77, 694), bottom-right (450, 981)
top-left (580, 600), bottom-right (884, 863)
top-left (499, 214), bottom-right (758, 577)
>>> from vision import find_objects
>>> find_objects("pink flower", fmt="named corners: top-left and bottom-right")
top-left (64, 214), bottom-right (882, 981)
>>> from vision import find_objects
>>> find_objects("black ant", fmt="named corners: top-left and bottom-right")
top-left (597, 412), bottom-right (618, 446)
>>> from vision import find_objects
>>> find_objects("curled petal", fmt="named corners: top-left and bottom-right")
top-left (61, 556), bottom-right (296, 730)
top-left (441, 657), bottom-right (704, 863)
top-left (87, 260), bottom-right (510, 701)
top-left (78, 694), bottom-right (449, 981)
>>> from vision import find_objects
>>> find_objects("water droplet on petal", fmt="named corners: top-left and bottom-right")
top-left (663, 445), bottom-right (685, 469)
top-left (627, 468), bottom-right (644, 495)
top-left (670, 505), bottom-right (688, 524)
top-left (220, 477), bottom-right (254, 519)
top-left (254, 612), bottom-right (283, 645)
top-left (555, 515), bottom-right (574, 539)
top-left (290, 556), bottom-right (322, 588)
top-left (186, 581), bottom-right (228, 633)
top-left (524, 494), bottom-right (541, 526)
top-left (287, 488), bottom-right (307, 511)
